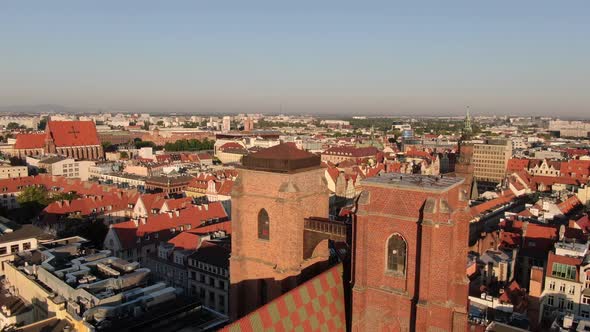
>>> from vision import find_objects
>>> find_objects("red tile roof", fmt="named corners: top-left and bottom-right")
top-left (162, 197), bottom-right (193, 211)
top-left (558, 196), bottom-right (582, 215)
top-left (14, 133), bottom-right (46, 149)
top-left (326, 166), bottom-right (340, 183)
top-left (472, 192), bottom-right (515, 215)
top-left (575, 215), bottom-right (590, 233)
top-left (323, 146), bottom-right (380, 158)
top-left (43, 195), bottom-right (132, 217)
top-left (112, 203), bottom-right (228, 249)
top-left (216, 180), bottom-right (234, 196)
top-left (46, 120), bottom-right (100, 147)
top-left (219, 142), bottom-right (244, 151)
top-left (168, 232), bottom-right (203, 251)
top-left (137, 194), bottom-right (166, 213)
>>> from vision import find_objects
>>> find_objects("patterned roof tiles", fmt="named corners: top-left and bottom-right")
top-left (221, 264), bottom-right (346, 332)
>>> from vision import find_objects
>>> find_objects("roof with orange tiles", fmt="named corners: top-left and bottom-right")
top-left (575, 215), bottom-right (590, 232)
top-left (532, 175), bottom-right (580, 187)
top-left (506, 158), bottom-right (532, 173)
top-left (221, 264), bottom-right (345, 332)
top-left (522, 223), bottom-right (558, 240)
top-left (43, 195), bottom-right (133, 217)
top-left (219, 142), bottom-right (245, 151)
top-left (137, 193), bottom-right (167, 213)
top-left (472, 192), bottom-right (516, 215)
top-left (364, 164), bottom-right (385, 178)
top-left (186, 220), bottom-right (231, 235)
top-left (216, 180), bottom-right (234, 196)
top-left (326, 166), bottom-right (340, 183)
top-left (558, 195), bottom-right (582, 215)
top-left (405, 148), bottom-right (433, 160)
top-left (14, 133), bottom-right (46, 149)
top-left (322, 146), bottom-right (379, 158)
top-left (168, 231), bottom-right (203, 251)
top-left (162, 197), bottom-right (193, 211)
top-left (112, 204), bottom-right (228, 249)
top-left (499, 231), bottom-right (521, 248)
top-left (46, 120), bottom-right (100, 147)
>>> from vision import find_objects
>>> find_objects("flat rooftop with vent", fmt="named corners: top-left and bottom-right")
top-left (361, 172), bottom-right (464, 192)
top-left (1, 237), bottom-right (227, 332)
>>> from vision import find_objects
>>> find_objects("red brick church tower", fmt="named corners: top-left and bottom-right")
top-left (352, 173), bottom-right (472, 331)
top-left (229, 143), bottom-right (331, 320)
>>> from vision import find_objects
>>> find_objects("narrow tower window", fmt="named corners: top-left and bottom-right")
top-left (258, 209), bottom-right (270, 240)
top-left (387, 234), bottom-right (406, 274)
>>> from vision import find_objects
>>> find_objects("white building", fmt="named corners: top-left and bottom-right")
top-left (0, 166), bottom-right (27, 179)
top-left (540, 241), bottom-right (590, 322)
top-left (222, 116), bottom-right (231, 132)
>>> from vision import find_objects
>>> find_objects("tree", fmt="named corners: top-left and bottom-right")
top-left (163, 138), bottom-right (214, 152)
top-left (6, 122), bottom-right (21, 130)
top-left (120, 151), bottom-right (129, 159)
top-left (38, 117), bottom-right (48, 130)
top-left (141, 121), bottom-right (151, 130)
top-left (135, 140), bottom-right (157, 149)
top-left (10, 157), bottom-right (26, 166)
top-left (17, 186), bottom-right (50, 206)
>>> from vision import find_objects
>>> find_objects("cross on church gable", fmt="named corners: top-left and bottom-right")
top-left (68, 126), bottom-right (81, 138)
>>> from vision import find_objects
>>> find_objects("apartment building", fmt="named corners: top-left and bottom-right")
top-left (29, 156), bottom-right (95, 181)
top-left (472, 139), bottom-right (512, 184)
top-left (0, 166), bottom-right (27, 179)
top-left (188, 238), bottom-right (230, 315)
top-left (540, 242), bottom-right (590, 322)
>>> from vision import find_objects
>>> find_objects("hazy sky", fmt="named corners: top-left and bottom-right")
top-left (1, 1), bottom-right (589, 116)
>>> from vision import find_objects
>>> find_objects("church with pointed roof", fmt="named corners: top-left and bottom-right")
top-left (12, 120), bottom-right (103, 160)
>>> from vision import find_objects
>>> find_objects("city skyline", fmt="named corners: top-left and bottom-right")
top-left (2, 1), bottom-right (589, 116)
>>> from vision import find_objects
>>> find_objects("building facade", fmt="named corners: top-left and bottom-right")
top-left (229, 143), bottom-right (331, 320)
top-left (0, 166), bottom-right (27, 179)
top-left (13, 120), bottom-right (104, 160)
top-left (472, 139), bottom-right (512, 184)
top-left (352, 173), bottom-right (471, 331)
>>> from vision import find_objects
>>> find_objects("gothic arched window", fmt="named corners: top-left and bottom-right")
top-left (258, 209), bottom-right (270, 240)
top-left (386, 234), bottom-right (406, 274)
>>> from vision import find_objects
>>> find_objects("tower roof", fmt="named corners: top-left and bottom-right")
top-left (241, 142), bottom-right (321, 173)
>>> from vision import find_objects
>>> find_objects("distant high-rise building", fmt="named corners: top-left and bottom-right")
top-left (222, 116), bottom-right (231, 132)
top-left (243, 117), bottom-right (254, 131)
top-left (472, 139), bottom-right (512, 184)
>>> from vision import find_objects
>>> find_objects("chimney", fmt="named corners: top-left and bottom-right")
top-left (175, 210), bottom-right (180, 216)
top-left (203, 204), bottom-right (209, 211)
top-left (132, 219), bottom-right (139, 227)
top-left (141, 217), bottom-right (147, 225)
top-left (168, 212), bottom-right (173, 218)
